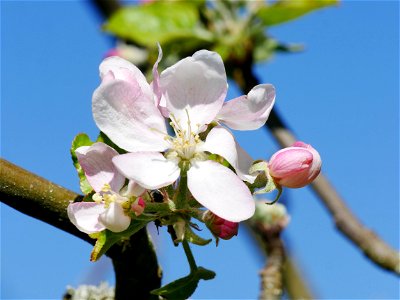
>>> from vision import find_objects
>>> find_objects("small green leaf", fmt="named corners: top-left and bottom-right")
top-left (253, 37), bottom-right (303, 62)
top-left (185, 225), bottom-right (212, 246)
top-left (151, 266), bottom-right (215, 299)
top-left (249, 161), bottom-right (280, 196)
top-left (90, 215), bottom-right (156, 261)
top-left (257, 0), bottom-right (338, 27)
top-left (196, 266), bottom-right (216, 280)
top-left (71, 133), bottom-right (94, 194)
top-left (104, 2), bottom-right (213, 47)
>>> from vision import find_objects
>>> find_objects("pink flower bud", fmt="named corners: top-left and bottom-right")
top-left (131, 197), bottom-right (145, 216)
top-left (268, 141), bottom-right (321, 188)
top-left (203, 211), bottom-right (239, 240)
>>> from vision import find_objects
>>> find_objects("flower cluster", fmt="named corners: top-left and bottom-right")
top-left (68, 47), bottom-right (321, 245)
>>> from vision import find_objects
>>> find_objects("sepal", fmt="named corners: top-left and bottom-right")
top-left (90, 215), bottom-right (156, 261)
top-left (70, 133), bottom-right (94, 194)
top-left (185, 225), bottom-right (212, 246)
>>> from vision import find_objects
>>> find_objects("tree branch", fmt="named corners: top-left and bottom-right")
top-left (90, 0), bottom-right (121, 19)
top-left (0, 158), bottom-right (161, 299)
top-left (234, 64), bottom-right (400, 276)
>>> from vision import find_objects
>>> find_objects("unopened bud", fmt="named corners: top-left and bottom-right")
top-left (203, 211), bottom-right (238, 240)
top-left (131, 197), bottom-right (145, 216)
top-left (268, 141), bottom-right (321, 188)
top-left (253, 202), bottom-right (290, 231)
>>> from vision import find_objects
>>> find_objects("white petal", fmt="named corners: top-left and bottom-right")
top-left (99, 202), bottom-right (131, 233)
top-left (93, 79), bottom-right (169, 152)
top-left (160, 50), bottom-right (227, 132)
top-left (201, 126), bottom-right (256, 183)
top-left (150, 45), bottom-right (169, 117)
top-left (218, 84), bottom-right (275, 130)
top-left (76, 143), bottom-right (125, 193)
top-left (99, 56), bottom-right (153, 101)
top-left (151, 43), bottom-right (163, 106)
top-left (120, 180), bottom-right (146, 197)
top-left (67, 202), bottom-right (106, 234)
top-left (187, 160), bottom-right (255, 222)
top-left (112, 152), bottom-right (180, 189)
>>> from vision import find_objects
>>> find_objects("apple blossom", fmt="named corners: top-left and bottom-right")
top-left (268, 141), bottom-right (322, 188)
top-left (92, 48), bottom-right (275, 222)
top-left (67, 142), bottom-right (144, 233)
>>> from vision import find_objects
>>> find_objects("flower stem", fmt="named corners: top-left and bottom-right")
top-left (174, 168), bottom-right (188, 209)
top-left (182, 239), bottom-right (197, 273)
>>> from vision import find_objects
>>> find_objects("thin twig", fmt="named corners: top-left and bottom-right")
top-left (245, 223), bottom-right (314, 300)
top-left (256, 225), bottom-right (286, 300)
top-left (0, 158), bottom-right (161, 299)
top-left (282, 258), bottom-right (314, 300)
top-left (234, 63), bottom-right (400, 276)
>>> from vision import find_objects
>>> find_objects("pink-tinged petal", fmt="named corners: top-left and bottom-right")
top-left (112, 152), bottom-right (180, 189)
top-left (67, 202), bottom-right (106, 234)
top-left (268, 142), bottom-right (322, 188)
top-left (99, 56), bottom-right (153, 101)
top-left (269, 148), bottom-right (313, 178)
top-left (150, 45), bottom-right (169, 117)
top-left (93, 79), bottom-right (169, 152)
top-left (218, 84), bottom-right (275, 130)
top-left (187, 160), bottom-right (255, 222)
top-left (99, 202), bottom-right (131, 233)
top-left (160, 50), bottom-right (227, 132)
top-left (201, 126), bottom-right (256, 183)
top-left (151, 44), bottom-right (163, 106)
top-left (76, 143), bottom-right (125, 193)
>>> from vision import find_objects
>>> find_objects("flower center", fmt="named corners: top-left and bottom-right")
top-left (93, 184), bottom-right (130, 209)
top-left (167, 112), bottom-right (203, 161)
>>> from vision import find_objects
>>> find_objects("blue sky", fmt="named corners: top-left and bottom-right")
top-left (1, 1), bottom-right (399, 299)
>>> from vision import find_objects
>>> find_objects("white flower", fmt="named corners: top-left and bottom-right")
top-left (92, 49), bottom-right (275, 222)
top-left (67, 142), bottom-right (144, 233)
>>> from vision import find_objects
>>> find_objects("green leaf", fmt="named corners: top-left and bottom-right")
top-left (151, 267), bottom-right (215, 299)
top-left (257, 0), bottom-right (338, 26)
top-left (104, 2), bottom-right (213, 47)
top-left (90, 215), bottom-right (156, 261)
top-left (71, 133), bottom-right (94, 194)
top-left (249, 161), bottom-right (279, 195)
top-left (185, 225), bottom-right (212, 246)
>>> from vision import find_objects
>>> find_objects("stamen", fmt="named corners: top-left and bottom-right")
top-left (150, 126), bottom-right (174, 142)
top-left (92, 193), bottom-right (103, 203)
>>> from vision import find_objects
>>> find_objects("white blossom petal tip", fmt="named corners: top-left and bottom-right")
top-left (67, 202), bottom-right (106, 234)
top-left (187, 160), bottom-right (255, 222)
top-left (160, 50), bottom-right (228, 132)
top-left (75, 142), bottom-right (125, 193)
top-left (202, 126), bottom-right (256, 183)
top-left (218, 84), bottom-right (276, 130)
